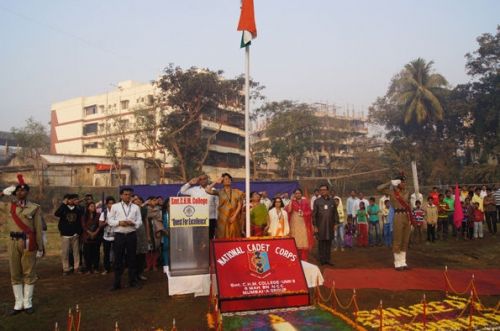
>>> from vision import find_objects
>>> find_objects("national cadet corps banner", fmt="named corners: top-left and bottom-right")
top-left (212, 237), bottom-right (310, 312)
top-left (170, 196), bottom-right (209, 227)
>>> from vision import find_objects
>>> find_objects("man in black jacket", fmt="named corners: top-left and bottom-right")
top-left (55, 194), bottom-right (83, 275)
top-left (313, 184), bottom-right (339, 266)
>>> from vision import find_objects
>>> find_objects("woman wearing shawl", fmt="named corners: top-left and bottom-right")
top-left (268, 197), bottom-right (289, 237)
top-left (285, 188), bottom-right (313, 261)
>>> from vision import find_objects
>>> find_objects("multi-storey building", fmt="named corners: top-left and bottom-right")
top-left (50, 80), bottom-right (246, 180)
top-left (252, 103), bottom-right (369, 178)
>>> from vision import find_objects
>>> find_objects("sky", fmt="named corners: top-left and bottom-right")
top-left (0, 0), bottom-right (498, 131)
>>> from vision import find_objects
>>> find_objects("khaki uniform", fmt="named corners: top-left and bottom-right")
top-left (378, 182), bottom-right (411, 268)
top-left (0, 200), bottom-right (43, 285)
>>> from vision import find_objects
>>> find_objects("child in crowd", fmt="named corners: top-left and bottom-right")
top-left (424, 196), bottom-right (438, 243)
top-left (437, 194), bottom-right (450, 240)
top-left (99, 196), bottom-right (116, 275)
top-left (464, 198), bottom-right (474, 240)
top-left (381, 199), bottom-right (392, 247)
top-left (412, 200), bottom-right (426, 244)
top-left (356, 202), bottom-right (369, 247)
top-left (460, 201), bottom-right (468, 240)
top-left (367, 197), bottom-right (380, 246)
top-left (473, 202), bottom-right (484, 239)
top-left (344, 216), bottom-right (356, 249)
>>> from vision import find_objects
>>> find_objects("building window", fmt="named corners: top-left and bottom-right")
top-left (83, 123), bottom-right (98, 136)
top-left (84, 105), bottom-right (97, 116)
top-left (82, 142), bottom-right (98, 153)
top-left (146, 95), bottom-right (154, 105)
top-left (118, 119), bottom-right (129, 129)
top-left (206, 151), bottom-right (243, 168)
top-left (120, 100), bottom-right (129, 110)
top-left (99, 105), bottom-right (105, 113)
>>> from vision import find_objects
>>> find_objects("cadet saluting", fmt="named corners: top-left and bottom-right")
top-left (0, 174), bottom-right (44, 315)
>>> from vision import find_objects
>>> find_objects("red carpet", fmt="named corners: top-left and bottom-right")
top-left (322, 268), bottom-right (500, 295)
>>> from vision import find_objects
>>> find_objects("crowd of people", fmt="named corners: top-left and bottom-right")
top-left (198, 174), bottom-right (500, 268)
top-left (1, 171), bottom-right (499, 315)
top-left (54, 189), bottom-right (170, 291)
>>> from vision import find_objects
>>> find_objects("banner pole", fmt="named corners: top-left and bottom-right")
top-left (244, 45), bottom-right (251, 238)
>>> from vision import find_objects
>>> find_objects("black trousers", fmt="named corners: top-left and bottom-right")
top-left (136, 253), bottom-right (145, 278)
top-left (102, 240), bottom-right (113, 272)
top-left (113, 232), bottom-right (137, 287)
top-left (209, 218), bottom-right (217, 240)
top-left (83, 241), bottom-right (100, 271)
top-left (427, 224), bottom-right (436, 242)
top-left (485, 211), bottom-right (497, 234)
top-left (318, 240), bottom-right (332, 264)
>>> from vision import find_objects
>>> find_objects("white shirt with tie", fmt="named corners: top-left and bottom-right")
top-left (108, 201), bottom-right (142, 234)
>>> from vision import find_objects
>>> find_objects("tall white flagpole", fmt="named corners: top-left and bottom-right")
top-left (244, 45), bottom-right (251, 238)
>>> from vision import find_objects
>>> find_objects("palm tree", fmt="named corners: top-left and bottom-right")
top-left (390, 58), bottom-right (448, 124)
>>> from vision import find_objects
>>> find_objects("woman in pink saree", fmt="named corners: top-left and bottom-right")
top-left (285, 188), bottom-right (314, 261)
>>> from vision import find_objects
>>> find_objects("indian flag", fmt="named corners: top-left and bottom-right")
top-left (237, 0), bottom-right (257, 48)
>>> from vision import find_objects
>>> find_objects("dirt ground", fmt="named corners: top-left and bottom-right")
top-left (0, 221), bottom-right (499, 331)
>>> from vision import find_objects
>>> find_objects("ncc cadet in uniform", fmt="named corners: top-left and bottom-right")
top-left (0, 175), bottom-right (44, 315)
top-left (377, 173), bottom-right (412, 271)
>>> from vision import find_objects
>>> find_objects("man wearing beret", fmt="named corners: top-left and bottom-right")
top-left (0, 175), bottom-right (44, 315)
top-left (377, 174), bottom-right (413, 271)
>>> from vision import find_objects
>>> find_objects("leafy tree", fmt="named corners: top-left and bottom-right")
top-left (389, 58), bottom-right (448, 124)
top-left (11, 118), bottom-right (50, 195)
top-left (103, 113), bottom-right (130, 185)
top-left (257, 101), bottom-right (320, 179)
top-left (157, 64), bottom-right (264, 181)
top-left (461, 25), bottom-right (500, 165)
top-left (465, 26), bottom-right (500, 78)
top-left (133, 101), bottom-right (168, 183)
top-left (369, 59), bottom-right (459, 185)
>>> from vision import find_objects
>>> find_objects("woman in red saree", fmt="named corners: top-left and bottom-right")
top-left (285, 188), bottom-right (314, 261)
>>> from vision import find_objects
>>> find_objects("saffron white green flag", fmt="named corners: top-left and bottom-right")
top-left (237, 0), bottom-right (257, 48)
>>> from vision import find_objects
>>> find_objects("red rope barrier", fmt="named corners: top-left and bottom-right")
top-left (379, 300), bottom-right (383, 331)
top-left (469, 291), bottom-right (474, 331)
top-left (422, 294), bottom-right (427, 330)
top-left (353, 289), bottom-right (359, 328)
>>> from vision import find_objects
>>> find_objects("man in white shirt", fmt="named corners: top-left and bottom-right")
top-left (108, 187), bottom-right (142, 290)
top-left (180, 174), bottom-right (219, 239)
top-left (346, 190), bottom-right (360, 223)
top-left (260, 191), bottom-right (272, 209)
top-left (310, 189), bottom-right (320, 210)
top-left (99, 196), bottom-right (116, 274)
top-left (480, 185), bottom-right (488, 199)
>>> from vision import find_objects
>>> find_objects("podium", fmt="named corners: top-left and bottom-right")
top-left (212, 237), bottom-right (310, 312)
top-left (169, 196), bottom-right (210, 276)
